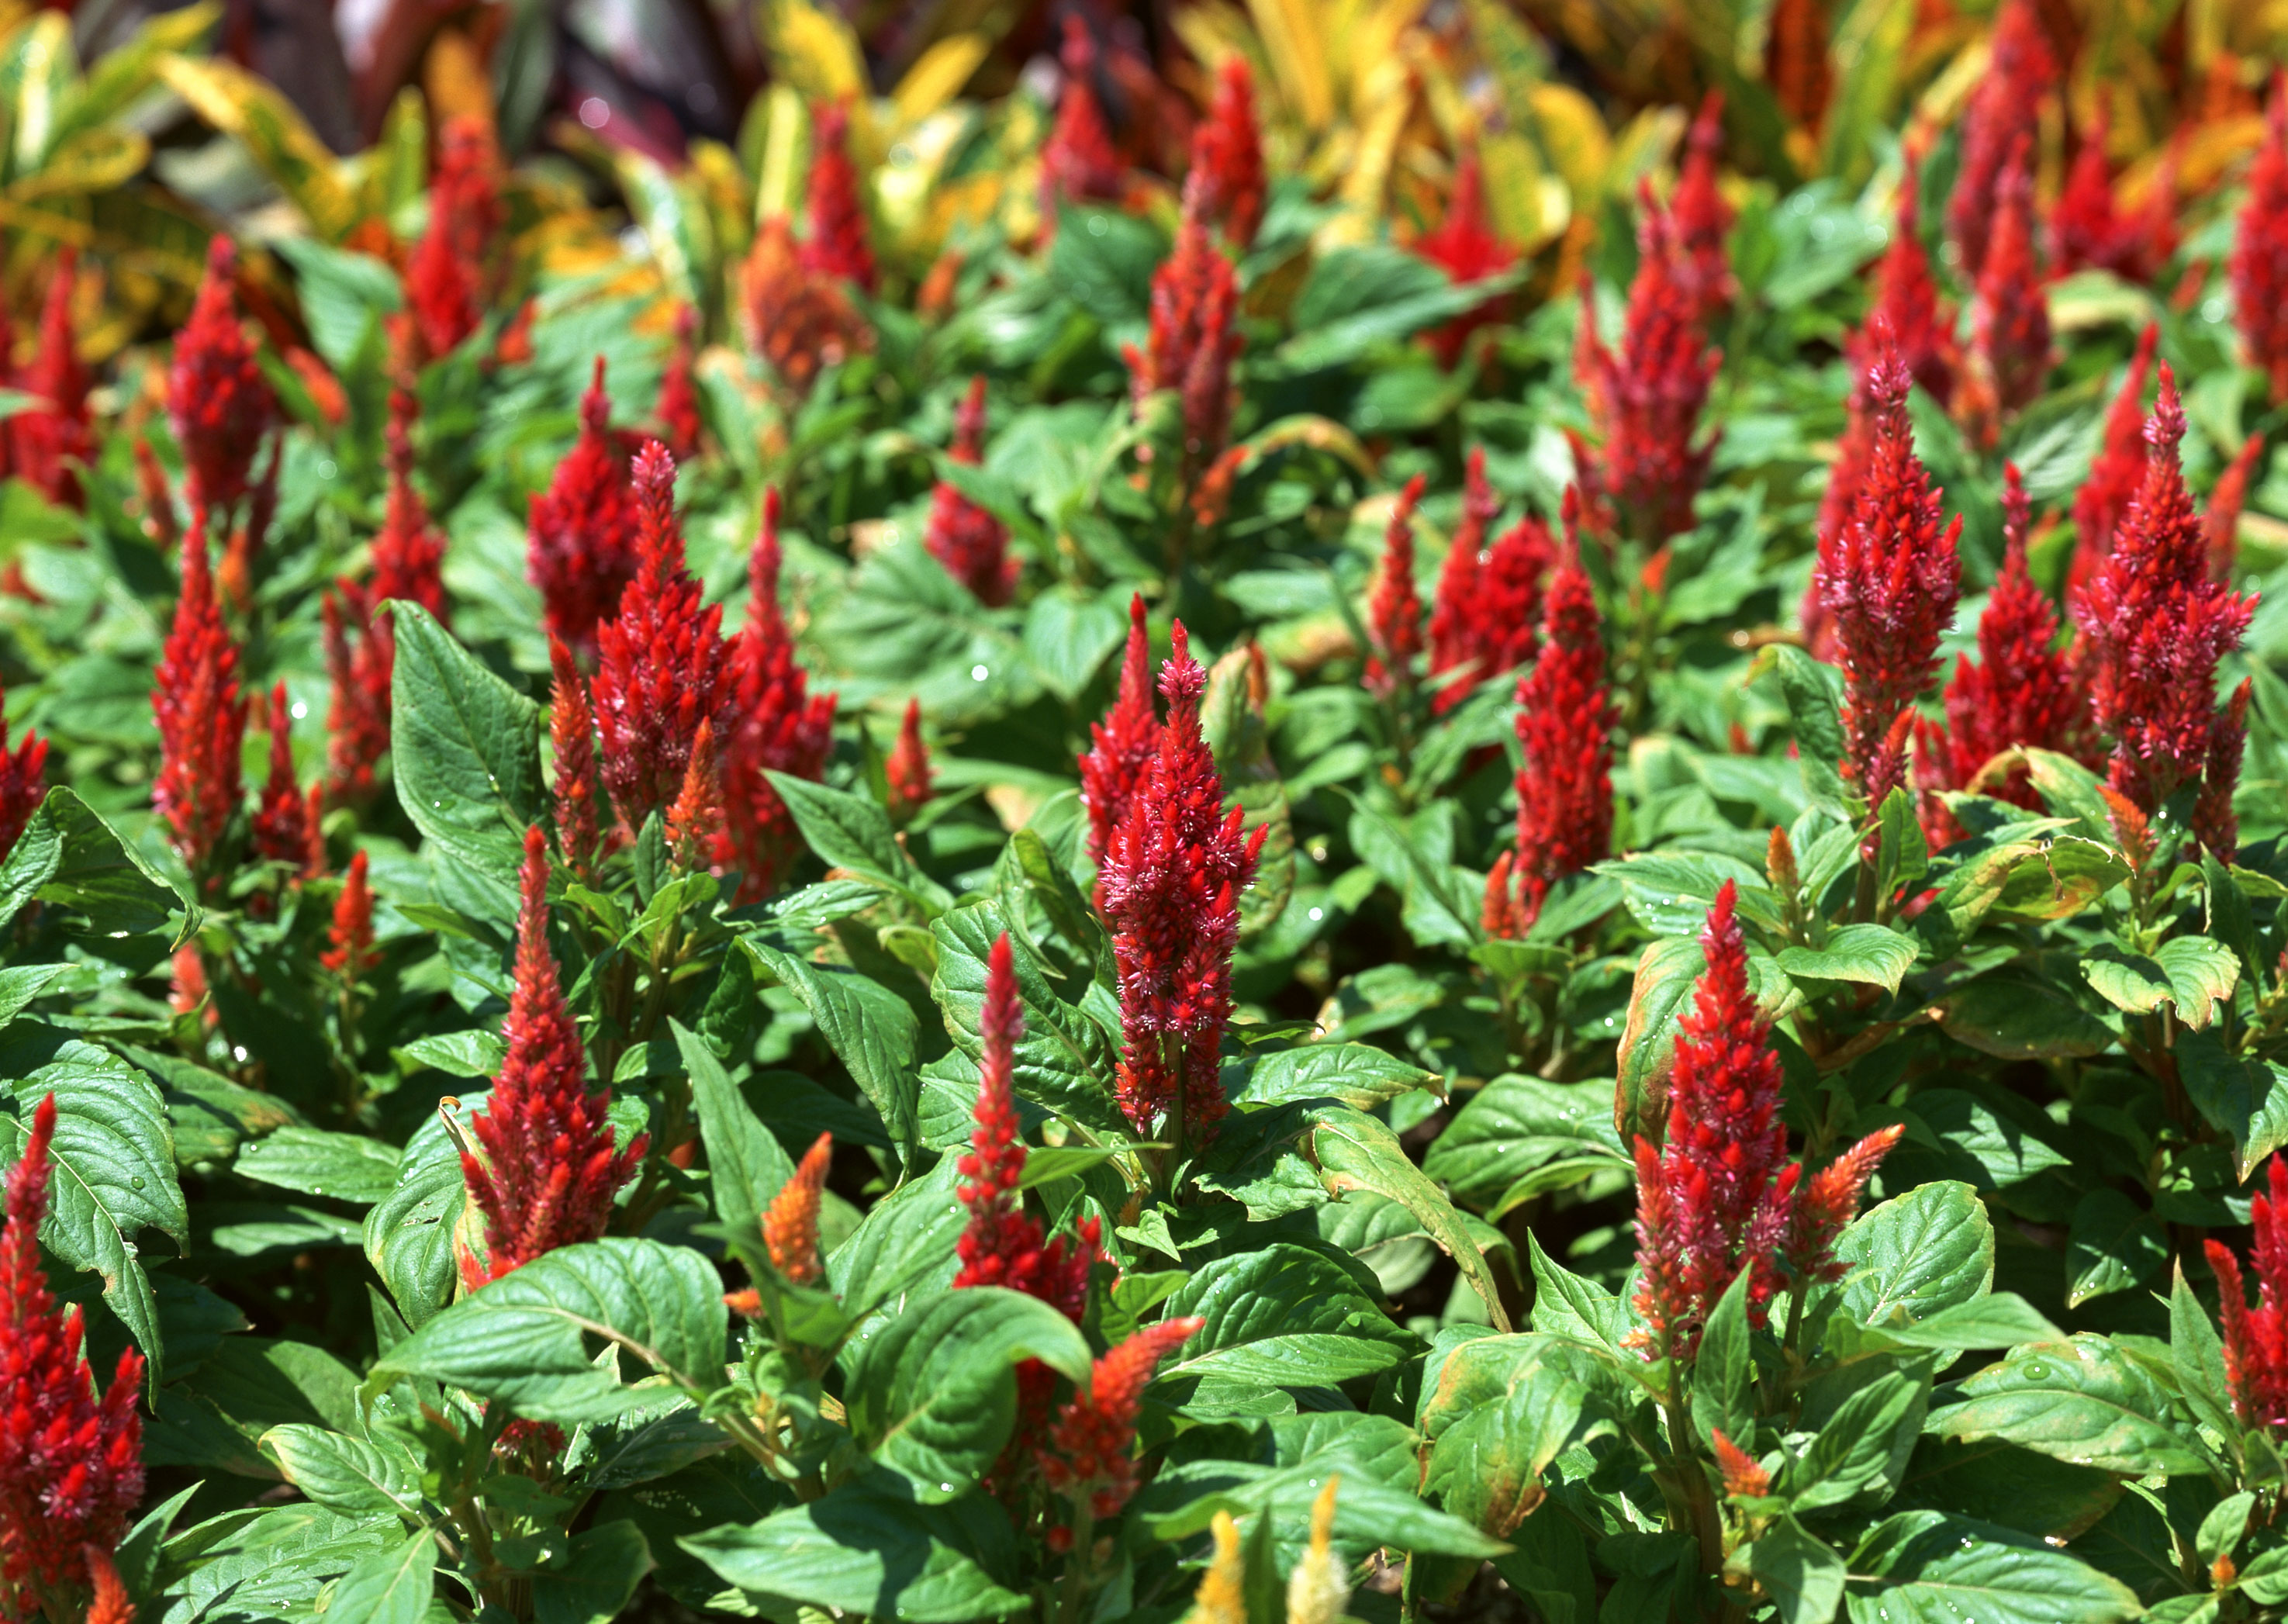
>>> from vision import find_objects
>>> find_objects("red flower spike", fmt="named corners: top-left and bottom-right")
top-left (764, 1132), bottom-right (833, 1285)
top-left (1575, 189), bottom-right (1719, 544)
top-left (252, 682), bottom-right (318, 874)
top-left (1629, 883), bottom-right (1799, 1358)
top-left (322, 848), bottom-right (378, 981)
top-left (801, 102), bottom-right (876, 293)
top-left (1969, 137), bottom-right (2053, 418)
top-left (403, 116), bottom-right (503, 364)
top-left (1427, 448), bottom-right (1546, 714)
top-left (924, 376), bottom-right (1018, 606)
top-left (593, 443), bottom-right (734, 828)
top-left (955, 934), bottom-right (1103, 1318)
top-left (169, 947), bottom-right (208, 1018)
top-left (2207, 432), bottom-right (2266, 582)
top-left (371, 389), bottom-right (448, 620)
top-left (84, 1543), bottom-right (132, 1624)
top-left (1783, 1125), bottom-right (1904, 1284)
top-left (321, 584), bottom-right (392, 809)
top-left (655, 306), bottom-right (703, 462)
top-left (1672, 92), bottom-right (1736, 324)
top-left (742, 214), bottom-right (871, 399)
top-left (2069, 323), bottom-right (2158, 590)
top-left (2233, 74), bottom-right (2288, 407)
top-left (167, 237), bottom-right (275, 515)
top-left (885, 699), bottom-right (934, 823)
top-left (2071, 368), bottom-right (2257, 830)
top-left (1039, 1316), bottom-right (1203, 1524)
top-left (665, 716), bottom-right (723, 872)
top-left (1935, 462), bottom-right (2086, 814)
top-left (0, 680), bottom-right (47, 868)
top-left (1190, 57), bottom-right (1267, 250)
top-left (720, 489), bottom-right (837, 902)
top-left (0, 1094), bottom-right (145, 1616)
top-left (1130, 193), bottom-right (1243, 492)
top-left (1080, 594), bottom-right (1163, 886)
top-left (2206, 1155), bottom-right (2288, 1435)
top-left (1868, 154), bottom-right (1954, 406)
top-left (2051, 104), bottom-right (2171, 284)
top-left (548, 637), bottom-right (605, 876)
top-left (1415, 143), bottom-right (1519, 369)
top-left (1364, 475), bottom-right (1427, 697)
top-left (152, 507), bottom-right (248, 885)
top-left (1101, 625), bottom-right (1268, 1139)
top-left (1040, 17), bottom-right (1125, 228)
top-left (1945, 0), bottom-right (2055, 282)
top-left (461, 829), bottom-right (646, 1287)
top-left (133, 438), bottom-right (178, 552)
top-left (1491, 543), bottom-right (1612, 938)
top-left (528, 358), bottom-right (642, 658)
top-left (11, 250), bottom-right (92, 510)
top-left (1764, 0), bottom-right (1832, 130)
top-left (1814, 349), bottom-right (1962, 811)
top-left (1712, 1429), bottom-right (1771, 1498)
top-left (2194, 678), bottom-right (2252, 864)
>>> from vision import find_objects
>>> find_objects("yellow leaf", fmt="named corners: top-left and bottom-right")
top-left (1527, 82), bottom-right (1612, 205)
top-left (157, 54), bottom-right (358, 240)
top-left (9, 126), bottom-right (147, 202)
top-left (55, 1), bottom-right (216, 147)
top-left (9, 11), bottom-right (72, 176)
top-left (1480, 131), bottom-right (1545, 249)
top-left (754, 84), bottom-right (809, 224)
top-left (891, 35), bottom-right (987, 130)
top-left (1246, 0), bottom-right (1334, 132)
top-left (763, 0), bottom-right (868, 104)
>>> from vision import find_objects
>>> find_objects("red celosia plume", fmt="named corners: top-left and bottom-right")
top-left (2207, 431), bottom-right (2266, 582)
top-left (1038, 1316), bottom-right (1202, 1526)
top-left (460, 829), bottom-right (646, 1287)
top-left (1868, 153), bottom-right (1953, 406)
top-left (1945, 0), bottom-right (2055, 281)
top-left (548, 636), bottom-right (605, 877)
top-left (251, 682), bottom-right (320, 876)
top-left (0, 680), bottom-right (47, 867)
top-left (528, 358), bottom-right (642, 658)
top-left (800, 102), bottom-right (877, 293)
top-left (1080, 595), bottom-right (1161, 884)
top-left (1968, 137), bottom-right (2054, 420)
top-left (1364, 476), bottom-right (1427, 696)
top-left (403, 116), bottom-right (503, 364)
top-left (2206, 1155), bottom-right (2288, 1436)
top-left (167, 237), bottom-right (275, 516)
top-left (655, 305), bottom-right (703, 463)
top-left (884, 698), bottom-right (934, 823)
top-left (152, 508), bottom-right (248, 887)
top-left (1190, 57), bottom-right (1266, 250)
top-left (1129, 190), bottom-right (1243, 492)
top-left (924, 376), bottom-right (1018, 606)
top-left (2069, 323), bottom-right (2158, 590)
top-left (321, 582), bottom-right (392, 809)
top-left (2233, 73), bottom-right (2288, 406)
top-left (2051, 105), bottom-right (2175, 284)
top-left (0, 1095), bottom-right (145, 1620)
top-left (1040, 18), bottom-right (1125, 226)
top-left (743, 214), bottom-right (871, 399)
top-left (11, 251), bottom-right (92, 510)
top-left (1672, 92), bottom-right (1736, 323)
top-left (322, 848), bottom-right (378, 982)
top-left (370, 390), bottom-right (448, 620)
top-left (1415, 143), bottom-right (1519, 369)
top-left (764, 1132), bottom-right (833, 1286)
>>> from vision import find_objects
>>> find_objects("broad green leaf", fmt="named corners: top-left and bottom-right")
top-left (1615, 934), bottom-right (1704, 1140)
top-left (2170, 1263), bottom-right (2236, 1448)
top-left (389, 603), bottom-right (545, 911)
top-left (1897, 1089), bottom-right (2069, 1191)
top-left (323, 1528), bottom-right (436, 1624)
top-left (1422, 1342), bottom-right (1598, 1538)
top-left (0, 786), bottom-right (189, 940)
top-left (361, 1100), bottom-right (470, 1327)
top-left (1784, 1370), bottom-right (1924, 1510)
top-left (1309, 1106), bottom-right (1512, 1332)
top-left (672, 1019), bottom-right (794, 1240)
top-left (1928, 1335), bottom-right (2209, 1476)
top-left (845, 1288), bottom-right (1095, 1500)
top-left (1161, 1242), bottom-right (1417, 1387)
top-left (1844, 1511), bottom-right (2141, 1624)
top-left (927, 904), bottom-right (1122, 1136)
top-left (1837, 1181), bottom-right (1993, 1329)
top-left (1421, 1073), bottom-right (1624, 1211)
top-left (533, 1522), bottom-right (652, 1624)
top-left (271, 237), bottom-right (400, 375)
top-left (1527, 1234), bottom-right (1632, 1357)
top-left (1752, 644), bottom-right (1848, 806)
top-left (680, 1487), bottom-right (1029, 1622)
top-left (1692, 1270), bottom-right (1753, 1451)
top-left (1858, 1293), bottom-right (2065, 1353)
top-left (2065, 1190), bottom-right (2168, 1308)
top-left (1020, 589), bottom-right (1128, 703)
top-left (1143, 1459), bottom-right (1505, 1561)
top-left (1893, 1436), bottom-right (2123, 1543)
top-left (1937, 971), bottom-right (2114, 1059)
top-left (1985, 838), bottom-right (2128, 923)
top-left (1748, 1519), bottom-right (1848, 1624)
top-left (1228, 1042), bottom-right (1443, 1111)
top-left (2178, 1030), bottom-right (2288, 1181)
top-left (745, 940), bottom-right (920, 1159)
top-left (372, 1239), bottom-right (728, 1423)
top-left (233, 1128), bottom-right (403, 1205)
top-left (1776, 923), bottom-right (1918, 994)
top-left (764, 771), bottom-right (951, 911)
top-left (156, 1504), bottom-right (401, 1624)
top-left (258, 1425), bottom-right (423, 1518)
top-left (2151, 936), bottom-right (2240, 1030)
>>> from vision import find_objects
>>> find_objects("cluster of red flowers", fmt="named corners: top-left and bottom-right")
top-left (1039, 17), bottom-right (1126, 227)
top-left (529, 359), bottom-right (642, 656)
top-left (763, 1133), bottom-right (834, 1286)
top-left (152, 509), bottom-right (248, 889)
top-left (1038, 1315), bottom-right (1201, 1540)
top-left (2234, 74), bottom-right (2288, 406)
top-left (1964, 136), bottom-right (2053, 430)
top-left (1363, 475), bottom-right (1427, 697)
top-left (743, 213), bottom-right (871, 398)
top-left (2207, 1155), bottom-right (2288, 1436)
top-left (251, 682), bottom-right (321, 878)
top-left (1671, 92), bottom-right (1735, 323)
top-left (1, 251), bottom-right (92, 510)
top-left (166, 237), bottom-right (276, 520)
top-left (1484, 505), bottom-right (1612, 938)
top-left (1426, 451), bottom-right (1548, 713)
top-left (800, 102), bottom-right (876, 294)
top-left (924, 376), bottom-right (1018, 606)
top-left (2050, 105), bottom-right (2176, 285)
top-left (1079, 596), bottom-right (1161, 886)
top-left (1415, 144), bottom-right (1519, 370)
top-left (1188, 57), bottom-right (1266, 251)
top-left (0, 683), bottom-right (47, 868)
top-left (883, 699), bottom-right (935, 823)
top-left (1868, 154), bottom-right (1952, 407)
top-left (323, 848), bottom-right (378, 983)
top-left (403, 116), bottom-right (504, 365)
top-left (1630, 884), bottom-right (1900, 1360)
top-left (1096, 624), bottom-right (1267, 1140)
top-left (458, 828), bottom-right (647, 1288)
top-left (0, 1095), bottom-right (145, 1624)
top-left (1813, 349), bottom-right (1961, 813)
top-left (2070, 323), bottom-right (2159, 590)
top-left (1944, 0), bottom-right (2053, 282)
top-left (1574, 187), bottom-right (1719, 545)
top-left (1128, 178), bottom-right (1243, 503)
top-left (655, 306), bottom-right (703, 462)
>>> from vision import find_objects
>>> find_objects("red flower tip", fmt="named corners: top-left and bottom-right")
top-left (548, 636), bottom-right (606, 876)
top-left (1040, 17), bottom-right (1125, 227)
top-left (2207, 1155), bottom-right (2288, 1434)
top-left (1868, 153), bottom-right (1954, 407)
top-left (885, 699), bottom-right (934, 822)
top-left (720, 488), bottom-right (837, 902)
top-left (1132, 205), bottom-right (1243, 492)
top-left (371, 389), bottom-right (448, 620)
top-left (153, 508), bottom-right (248, 886)
top-left (593, 441), bottom-right (733, 827)
top-left (1491, 543), bottom-right (1612, 938)
top-left (1101, 623), bottom-right (1261, 1139)
top-left (2069, 323), bottom-right (2159, 590)
top-left (1785, 1124), bottom-right (1904, 1284)
top-left (1039, 1316), bottom-right (1202, 1521)
top-left (801, 101), bottom-right (876, 293)
top-left (403, 116), bottom-right (503, 365)
top-left (1427, 447), bottom-right (1536, 712)
top-left (925, 377), bottom-right (1018, 606)
top-left (84, 1542), bottom-right (133, 1624)
top-left (665, 715), bottom-right (723, 872)
top-left (530, 356), bottom-right (642, 657)
top-left (1416, 142), bottom-right (1519, 368)
top-left (10, 248), bottom-right (92, 510)
top-left (655, 304), bottom-right (703, 461)
top-left (251, 681), bottom-right (319, 876)
top-left (0, 677), bottom-right (47, 868)
top-left (167, 235), bottom-right (275, 516)
top-left (320, 582), bottom-right (392, 810)
top-left (1765, 0), bottom-right (1832, 129)
top-left (1364, 475), bottom-right (1428, 696)
top-left (2207, 430), bottom-right (2266, 582)
top-left (133, 438), bottom-right (178, 551)
top-left (1944, 0), bottom-right (2055, 282)
top-left (2234, 72), bottom-right (2288, 407)
top-left (1712, 1429), bottom-right (1771, 1498)
top-left (1191, 57), bottom-right (1267, 249)
top-left (461, 829), bottom-right (645, 1284)
top-left (1814, 344), bottom-right (1961, 811)
top-left (1672, 90), bottom-right (1736, 323)
top-left (0, 1092), bottom-right (146, 1607)
top-left (743, 213), bottom-right (871, 398)
top-left (322, 848), bottom-right (378, 981)
top-left (764, 1132), bottom-right (833, 1285)
top-left (1968, 135), bottom-right (2053, 420)
top-left (2052, 102), bottom-right (2174, 285)
top-left (1080, 593), bottom-right (1163, 880)
top-left (2071, 365), bottom-right (2256, 833)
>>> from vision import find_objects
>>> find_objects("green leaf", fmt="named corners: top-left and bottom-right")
top-left (1615, 934), bottom-right (1705, 1141)
top-left (1308, 1106), bottom-right (1512, 1332)
top-left (846, 1288), bottom-right (1096, 1500)
top-left (271, 237), bottom-right (401, 375)
top-left (745, 940), bottom-right (921, 1159)
top-left (1985, 838), bottom-right (2128, 923)
top-left (1229, 1042), bottom-right (1444, 1112)
top-left (2177, 1030), bottom-right (2288, 1182)
top-left (1837, 1181), bottom-right (1994, 1330)
top-left (258, 1425), bottom-right (423, 1518)
top-left (927, 904), bottom-right (1122, 1136)
top-left (533, 1522), bottom-right (653, 1624)
top-left (2065, 1190), bottom-right (2169, 1308)
top-left (372, 1239), bottom-right (728, 1423)
top-left (1692, 1270), bottom-right (1753, 1451)
top-left (389, 603), bottom-right (546, 912)
top-left (0, 786), bottom-right (191, 939)
top-left (764, 771), bottom-right (951, 911)
top-left (361, 1102), bottom-right (466, 1328)
top-left (1893, 1436), bottom-right (2124, 1543)
top-left (1784, 1370), bottom-right (1924, 1510)
top-left (1143, 1461), bottom-right (1507, 1560)
top-left (2170, 1263), bottom-right (2236, 1448)
top-left (1775, 923), bottom-right (1918, 994)
top-left (1858, 1293), bottom-right (2067, 1353)
top-left (2151, 937), bottom-right (2241, 1030)
top-left (1753, 644), bottom-right (1848, 807)
top-left (1420, 1073), bottom-right (1623, 1211)
top-left (233, 1128), bottom-right (403, 1205)
top-left (1527, 1233), bottom-right (1631, 1358)
top-left (825, 1154), bottom-right (964, 1318)
top-left (390, 1030), bottom-right (506, 1078)
top-left (680, 1487), bottom-right (1029, 1622)
top-left (1020, 589), bottom-right (1128, 703)
top-left (323, 1528), bottom-right (436, 1624)
top-left (672, 1019), bottom-right (794, 1240)
top-left (1936, 971), bottom-right (2114, 1059)
top-left (1899, 1089), bottom-right (2070, 1191)
top-left (0, 1043), bottom-right (187, 1377)
top-left (1748, 1519), bottom-right (1849, 1624)
top-left (1160, 1242), bottom-right (1417, 1387)
top-left (1844, 1511), bottom-right (2141, 1623)
top-left (1928, 1335), bottom-right (2210, 1476)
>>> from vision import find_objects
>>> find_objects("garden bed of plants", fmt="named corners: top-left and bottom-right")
top-left (4, 0), bottom-right (2288, 1619)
